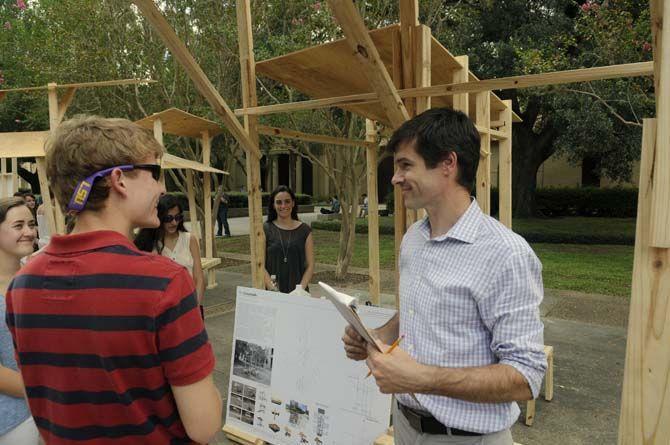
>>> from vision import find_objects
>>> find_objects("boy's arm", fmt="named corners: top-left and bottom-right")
top-left (172, 375), bottom-right (222, 444)
top-left (157, 269), bottom-right (221, 443)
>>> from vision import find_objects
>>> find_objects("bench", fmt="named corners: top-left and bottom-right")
top-left (201, 257), bottom-right (221, 289)
top-left (525, 345), bottom-right (555, 426)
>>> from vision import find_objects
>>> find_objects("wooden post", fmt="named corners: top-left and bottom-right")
top-left (414, 24), bottom-right (431, 221)
top-left (185, 169), bottom-right (200, 240)
top-left (475, 91), bottom-right (491, 214)
top-left (153, 118), bottom-right (167, 187)
top-left (202, 130), bottom-right (217, 289)
top-left (452, 56), bottom-right (469, 116)
top-left (0, 159), bottom-right (6, 197)
top-left (650, 0), bottom-right (670, 247)
top-left (10, 158), bottom-right (18, 193)
top-left (366, 119), bottom-right (380, 305)
top-left (618, 119), bottom-right (670, 444)
top-left (43, 83), bottom-right (61, 235)
top-left (237, 0), bottom-right (266, 289)
top-left (201, 131), bottom-right (213, 258)
top-left (498, 100), bottom-right (513, 228)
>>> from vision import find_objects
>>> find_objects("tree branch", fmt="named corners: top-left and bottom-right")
top-left (560, 87), bottom-right (643, 128)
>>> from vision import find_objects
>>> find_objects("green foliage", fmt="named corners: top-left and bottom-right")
top-left (171, 191), bottom-right (313, 209)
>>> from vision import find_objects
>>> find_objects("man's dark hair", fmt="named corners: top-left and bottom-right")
top-left (386, 107), bottom-right (481, 191)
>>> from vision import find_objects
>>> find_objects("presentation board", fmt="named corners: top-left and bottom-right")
top-left (226, 286), bottom-right (396, 445)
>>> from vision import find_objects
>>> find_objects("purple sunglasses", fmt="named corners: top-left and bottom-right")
top-left (67, 164), bottom-right (161, 212)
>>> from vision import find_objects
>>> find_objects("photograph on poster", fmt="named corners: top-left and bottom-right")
top-left (231, 394), bottom-right (243, 408)
top-left (229, 405), bottom-right (241, 420)
top-left (232, 381), bottom-right (244, 395)
top-left (243, 398), bottom-right (256, 412)
top-left (243, 385), bottom-right (257, 399)
top-left (233, 339), bottom-right (274, 386)
top-left (241, 410), bottom-right (254, 425)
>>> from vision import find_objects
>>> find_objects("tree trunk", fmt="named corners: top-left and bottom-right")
top-left (335, 178), bottom-right (359, 278)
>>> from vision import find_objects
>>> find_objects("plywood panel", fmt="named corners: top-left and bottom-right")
top-left (0, 132), bottom-right (49, 158)
top-left (135, 108), bottom-right (223, 138)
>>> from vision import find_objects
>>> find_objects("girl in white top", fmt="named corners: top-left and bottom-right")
top-left (135, 195), bottom-right (205, 306)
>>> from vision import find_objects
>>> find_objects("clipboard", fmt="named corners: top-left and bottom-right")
top-left (318, 281), bottom-right (382, 353)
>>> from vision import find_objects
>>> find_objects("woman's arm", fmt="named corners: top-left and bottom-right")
top-left (0, 365), bottom-right (26, 398)
top-left (189, 235), bottom-right (206, 303)
top-left (300, 232), bottom-right (315, 289)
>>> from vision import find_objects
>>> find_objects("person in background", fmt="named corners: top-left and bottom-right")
top-left (7, 116), bottom-right (221, 445)
top-left (0, 197), bottom-right (40, 444)
top-left (358, 193), bottom-right (368, 218)
top-left (320, 195), bottom-right (340, 215)
top-left (135, 194), bottom-right (206, 313)
top-left (21, 194), bottom-right (36, 217)
top-left (216, 192), bottom-right (231, 237)
top-left (263, 185), bottom-right (314, 293)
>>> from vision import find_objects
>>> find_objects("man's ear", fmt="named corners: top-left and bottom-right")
top-left (442, 151), bottom-right (458, 177)
top-left (108, 168), bottom-right (130, 198)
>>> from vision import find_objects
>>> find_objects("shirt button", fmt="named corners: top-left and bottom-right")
top-left (406, 344), bottom-right (414, 351)
top-left (409, 309), bottom-right (415, 315)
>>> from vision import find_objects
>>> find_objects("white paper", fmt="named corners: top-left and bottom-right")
top-left (318, 281), bottom-right (382, 352)
top-left (226, 287), bottom-right (395, 445)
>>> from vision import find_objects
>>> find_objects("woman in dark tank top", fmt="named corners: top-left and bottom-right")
top-left (262, 186), bottom-right (314, 293)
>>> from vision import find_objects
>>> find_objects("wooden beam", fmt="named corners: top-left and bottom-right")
top-left (498, 100), bottom-right (513, 229)
top-left (327, 0), bottom-right (409, 128)
top-left (56, 87), bottom-right (77, 123)
top-left (399, 0), bottom-right (418, 118)
top-left (132, 0), bottom-right (261, 159)
top-left (490, 119), bottom-right (504, 128)
top-left (414, 25), bottom-right (430, 222)
top-left (257, 125), bottom-right (374, 148)
top-left (651, 0), bottom-right (663, 98)
top-left (453, 55), bottom-right (469, 115)
top-left (235, 61), bottom-right (654, 117)
top-left (366, 119), bottom-right (380, 305)
top-left (0, 78), bottom-right (155, 94)
top-left (618, 119), bottom-right (670, 444)
top-left (237, 0), bottom-right (265, 289)
top-left (650, 1), bottom-right (670, 247)
top-left (475, 91), bottom-right (491, 215)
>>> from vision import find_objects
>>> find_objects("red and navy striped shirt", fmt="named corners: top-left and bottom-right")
top-left (6, 230), bottom-right (215, 444)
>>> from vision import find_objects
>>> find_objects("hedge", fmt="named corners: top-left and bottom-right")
top-left (387, 187), bottom-right (637, 218)
top-left (310, 217), bottom-right (634, 245)
top-left (169, 191), bottom-right (312, 209)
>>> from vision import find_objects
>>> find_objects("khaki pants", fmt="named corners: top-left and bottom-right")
top-left (393, 401), bottom-right (514, 445)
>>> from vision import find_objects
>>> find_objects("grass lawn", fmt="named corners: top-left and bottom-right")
top-left (217, 229), bottom-right (634, 297)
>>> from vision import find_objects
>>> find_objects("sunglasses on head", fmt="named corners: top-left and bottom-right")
top-left (67, 164), bottom-right (162, 213)
top-left (161, 214), bottom-right (184, 224)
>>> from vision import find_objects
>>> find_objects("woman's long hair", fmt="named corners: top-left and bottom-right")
top-left (267, 185), bottom-right (298, 223)
top-left (135, 194), bottom-right (187, 254)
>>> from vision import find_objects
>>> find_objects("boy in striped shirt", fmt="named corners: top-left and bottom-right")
top-left (6, 116), bottom-right (222, 444)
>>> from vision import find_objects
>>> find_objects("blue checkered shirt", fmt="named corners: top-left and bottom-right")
top-left (396, 199), bottom-right (547, 434)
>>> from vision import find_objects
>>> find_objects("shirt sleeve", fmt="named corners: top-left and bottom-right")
top-left (155, 268), bottom-right (215, 386)
top-left (478, 251), bottom-right (547, 399)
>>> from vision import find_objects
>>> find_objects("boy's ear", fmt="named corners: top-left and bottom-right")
top-left (108, 168), bottom-right (130, 198)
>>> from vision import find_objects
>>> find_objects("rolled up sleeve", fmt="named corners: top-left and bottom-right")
top-left (478, 251), bottom-right (547, 398)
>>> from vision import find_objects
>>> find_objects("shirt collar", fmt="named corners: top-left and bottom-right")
top-left (418, 198), bottom-right (483, 244)
top-left (45, 230), bottom-right (138, 255)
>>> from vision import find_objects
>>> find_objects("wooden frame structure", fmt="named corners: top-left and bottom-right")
top-left (0, 79), bottom-right (153, 235)
top-left (131, 0), bottom-right (667, 443)
top-left (135, 108), bottom-right (229, 289)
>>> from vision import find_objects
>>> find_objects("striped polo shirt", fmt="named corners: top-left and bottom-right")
top-left (6, 230), bottom-right (215, 444)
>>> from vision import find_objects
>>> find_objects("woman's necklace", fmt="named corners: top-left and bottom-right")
top-left (275, 223), bottom-right (293, 263)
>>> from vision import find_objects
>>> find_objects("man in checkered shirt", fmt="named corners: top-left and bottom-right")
top-left (343, 108), bottom-right (547, 444)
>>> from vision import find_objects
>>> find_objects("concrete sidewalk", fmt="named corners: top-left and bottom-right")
top-left (202, 268), bottom-right (627, 444)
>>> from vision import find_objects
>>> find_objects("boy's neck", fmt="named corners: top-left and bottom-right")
top-left (70, 208), bottom-right (134, 240)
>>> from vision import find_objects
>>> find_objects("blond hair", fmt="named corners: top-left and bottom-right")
top-left (0, 197), bottom-right (27, 225)
top-left (45, 115), bottom-right (163, 212)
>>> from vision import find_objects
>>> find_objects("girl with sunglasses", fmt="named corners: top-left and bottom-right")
top-left (135, 194), bottom-right (205, 310)
top-left (0, 197), bottom-right (40, 444)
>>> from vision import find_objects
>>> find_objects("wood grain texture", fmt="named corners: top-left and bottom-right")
top-left (618, 119), bottom-right (670, 444)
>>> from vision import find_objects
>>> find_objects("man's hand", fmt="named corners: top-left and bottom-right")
top-left (342, 325), bottom-right (368, 361)
top-left (366, 341), bottom-right (431, 394)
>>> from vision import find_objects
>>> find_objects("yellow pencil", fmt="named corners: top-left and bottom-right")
top-left (365, 334), bottom-right (405, 379)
